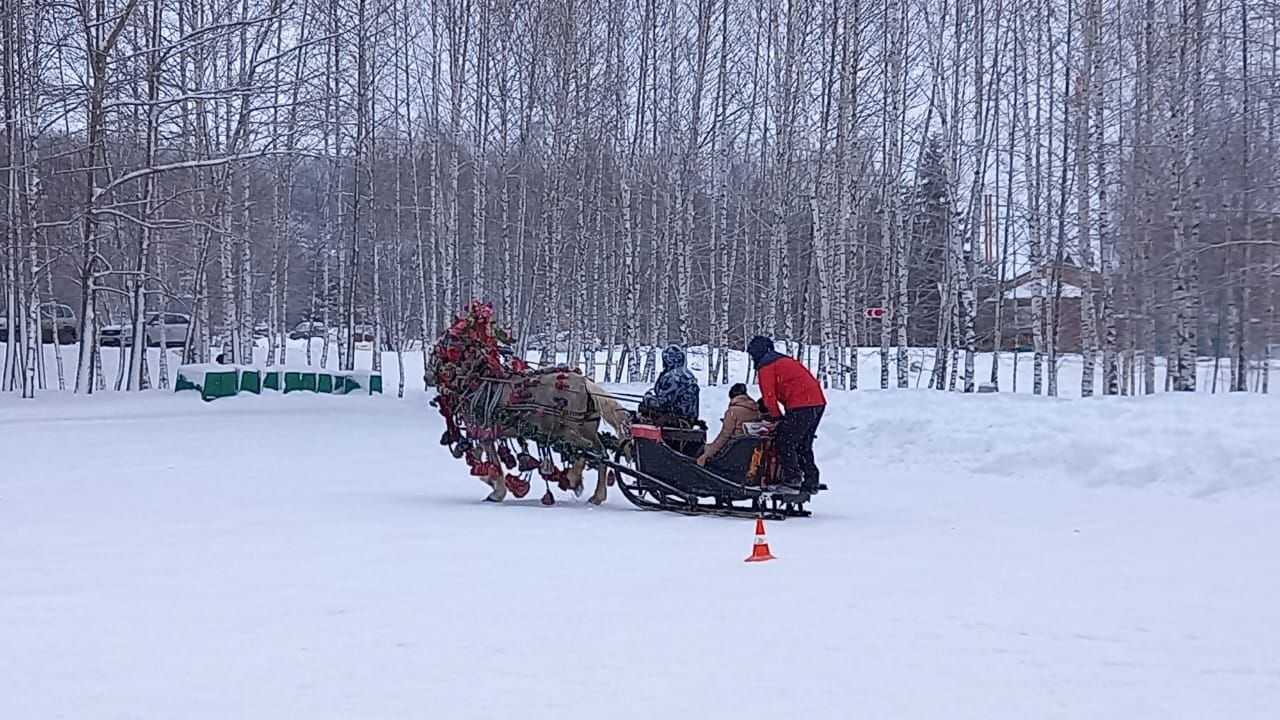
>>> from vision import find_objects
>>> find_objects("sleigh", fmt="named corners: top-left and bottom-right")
top-left (606, 421), bottom-right (821, 520)
top-left (428, 299), bottom-right (821, 517)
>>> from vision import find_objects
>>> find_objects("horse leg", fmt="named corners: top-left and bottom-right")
top-left (588, 437), bottom-right (609, 506)
top-left (483, 441), bottom-right (508, 503)
top-left (588, 462), bottom-right (609, 506)
top-left (566, 458), bottom-right (586, 497)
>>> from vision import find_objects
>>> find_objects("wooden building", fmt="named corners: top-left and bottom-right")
top-left (982, 259), bottom-right (1101, 354)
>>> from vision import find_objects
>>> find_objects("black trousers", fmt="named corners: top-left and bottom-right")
top-left (776, 405), bottom-right (824, 487)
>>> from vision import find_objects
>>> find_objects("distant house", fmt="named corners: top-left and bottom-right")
top-left (984, 258), bottom-right (1101, 353)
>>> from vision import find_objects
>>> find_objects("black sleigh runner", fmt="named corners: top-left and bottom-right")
top-left (426, 300), bottom-right (821, 520)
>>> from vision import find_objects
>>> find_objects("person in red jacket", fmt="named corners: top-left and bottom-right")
top-left (747, 335), bottom-right (826, 491)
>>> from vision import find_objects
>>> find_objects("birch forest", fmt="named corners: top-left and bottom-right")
top-left (3, 0), bottom-right (1279, 398)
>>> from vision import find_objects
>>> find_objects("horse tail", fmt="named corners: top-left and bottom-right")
top-left (587, 379), bottom-right (630, 435)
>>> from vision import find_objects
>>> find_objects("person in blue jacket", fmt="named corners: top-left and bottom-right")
top-left (639, 345), bottom-right (700, 421)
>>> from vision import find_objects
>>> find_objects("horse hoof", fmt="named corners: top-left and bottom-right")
top-left (540, 491), bottom-right (555, 506)
top-left (483, 494), bottom-right (502, 503)
top-left (589, 496), bottom-right (605, 506)
top-left (571, 485), bottom-right (583, 498)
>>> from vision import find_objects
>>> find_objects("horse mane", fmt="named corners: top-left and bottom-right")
top-left (585, 378), bottom-right (629, 435)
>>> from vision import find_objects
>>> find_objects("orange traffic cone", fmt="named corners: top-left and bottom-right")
top-left (744, 516), bottom-right (776, 562)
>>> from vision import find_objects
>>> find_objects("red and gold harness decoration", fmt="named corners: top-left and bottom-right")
top-left (431, 299), bottom-right (519, 420)
top-left (433, 300), bottom-right (525, 389)
top-left (430, 300), bottom-right (579, 500)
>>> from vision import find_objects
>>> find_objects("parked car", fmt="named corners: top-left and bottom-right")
top-left (99, 319), bottom-right (126, 346)
top-left (289, 321), bottom-right (328, 340)
top-left (100, 312), bottom-right (190, 347)
top-left (0, 302), bottom-right (79, 344)
top-left (346, 324), bottom-right (376, 343)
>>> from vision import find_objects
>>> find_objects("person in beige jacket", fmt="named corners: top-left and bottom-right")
top-left (697, 383), bottom-right (763, 467)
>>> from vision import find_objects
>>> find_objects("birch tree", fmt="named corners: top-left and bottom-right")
top-left (1168, 0), bottom-right (1208, 391)
top-left (1076, 0), bottom-right (1099, 397)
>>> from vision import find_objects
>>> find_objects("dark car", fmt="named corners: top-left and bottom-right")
top-left (289, 321), bottom-right (328, 340)
top-left (0, 303), bottom-right (78, 344)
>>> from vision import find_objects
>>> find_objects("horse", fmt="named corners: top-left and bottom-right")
top-left (425, 344), bottom-right (630, 505)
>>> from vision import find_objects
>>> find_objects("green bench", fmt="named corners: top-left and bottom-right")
top-left (176, 364), bottom-right (382, 401)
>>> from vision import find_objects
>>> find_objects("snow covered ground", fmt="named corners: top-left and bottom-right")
top-left (2, 384), bottom-right (1278, 719)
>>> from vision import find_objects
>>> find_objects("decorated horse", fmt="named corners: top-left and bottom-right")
top-left (425, 300), bottom-right (630, 506)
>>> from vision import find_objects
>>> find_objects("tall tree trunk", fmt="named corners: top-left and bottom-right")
top-left (1170, 0), bottom-right (1208, 391)
top-left (1076, 0), bottom-right (1100, 397)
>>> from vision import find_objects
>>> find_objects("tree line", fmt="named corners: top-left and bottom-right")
top-left (2, 0), bottom-right (1277, 398)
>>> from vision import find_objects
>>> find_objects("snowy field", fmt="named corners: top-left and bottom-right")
top-left (3, 376), bottom-right (1279, 718)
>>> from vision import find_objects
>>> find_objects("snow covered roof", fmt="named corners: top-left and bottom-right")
top-left (1003, 278), bottom-right (1084, 300)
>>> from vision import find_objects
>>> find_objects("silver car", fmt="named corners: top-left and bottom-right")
top-left (100, 312), bottom-right (191, 347)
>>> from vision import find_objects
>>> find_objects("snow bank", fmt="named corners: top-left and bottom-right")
top-left (8, 339), bottom-right (1277, 497)
top-left (815, 390), bottom-right (1280, 498)
top-left (13, 335), bottom-right (1275, 398)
